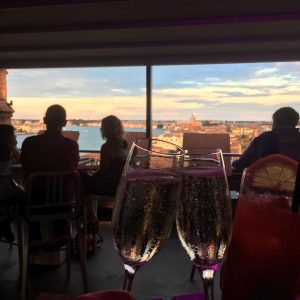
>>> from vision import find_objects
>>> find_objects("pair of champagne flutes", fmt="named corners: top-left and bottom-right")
top-left (112, 139), bottom-right (232, 300)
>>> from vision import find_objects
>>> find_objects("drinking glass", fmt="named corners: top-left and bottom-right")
top-left (222, 192), bottom-right (300, 300)
top-left (176, 149), bottom-right (232, 300)
top-left (112, 138), bottom-right (184, 291)
top-left (222, 156), bottom-right (300, 300)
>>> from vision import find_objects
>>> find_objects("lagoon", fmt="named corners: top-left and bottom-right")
top-left (16, 126), bottom-right (165, 151)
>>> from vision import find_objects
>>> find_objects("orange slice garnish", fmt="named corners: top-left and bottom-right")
top-left (243, 154), bottom-right (298, 193)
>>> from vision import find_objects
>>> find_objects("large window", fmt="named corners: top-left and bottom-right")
top-left (153, 62), bottom-right (300, 153)
top-left (8, 67), bottom-right (146, 151)
top-left (8, 62), bottom-right (300, 155)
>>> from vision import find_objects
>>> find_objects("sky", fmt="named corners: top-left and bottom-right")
top-left (7, 61), bottom-right (300, 121)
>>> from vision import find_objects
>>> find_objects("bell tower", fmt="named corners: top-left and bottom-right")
top-left (0, 69), bottom-right (14, 124)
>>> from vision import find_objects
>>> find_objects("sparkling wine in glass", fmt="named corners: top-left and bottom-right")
top-left (112, 138), bottom-right (184, 291)
top-left (176, 149), bottom-right (232, 300)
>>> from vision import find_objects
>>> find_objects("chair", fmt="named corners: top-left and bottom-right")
top-left (87, 194), bottom-right (114, 252)
top-left (0, 176), bottom-right (25, 278)
top-left (124, 131), bottom-right (146, 153)
top-left (0, 177), bottom-right (19, 245)
top-left (20, 171), bottom-right (88, 300)
top-left (182, 133), bottom-right (232, 176)
top-left (89, 194), bottom-right (115, 215)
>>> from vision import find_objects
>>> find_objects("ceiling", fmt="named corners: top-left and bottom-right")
top-left (1, 0), bottom-right (300, 68)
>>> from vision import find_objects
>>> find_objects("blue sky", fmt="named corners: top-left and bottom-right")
top-left (7, 61), bottom-right (300, 121)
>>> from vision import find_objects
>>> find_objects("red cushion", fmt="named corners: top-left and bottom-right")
top-left (75, 291), bottom-right (135, 300)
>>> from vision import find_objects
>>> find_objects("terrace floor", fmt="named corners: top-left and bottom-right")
top-left (0, 222), bottom-right (222, 300)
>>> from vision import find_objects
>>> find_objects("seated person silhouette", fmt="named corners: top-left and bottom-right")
top-left (82, 115), bottom-right (127, 224)
top-left (21, 104), bottom-right (79, 180)
top-left (0, 124), bottom-right (25, 242)
top-left (232, 107), bottom-right (300, 172)
top-left (20, 104), bottom-right (79, 249)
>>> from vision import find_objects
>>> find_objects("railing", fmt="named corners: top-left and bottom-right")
top-left (79, 150), bottom-right (99, 166)
top-left (223, 153), bottom-right (242, 158)
top-left (78, 150), bottom-right (243, 168)
top-left (79, 150), bottom-right (99, 154)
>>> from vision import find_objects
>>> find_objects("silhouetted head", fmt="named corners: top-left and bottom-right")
top-left (0, 124), bottom-right (16, 161)
top-left (272, 107), bottom-right (299, 129)
top-left (101, 115), bottom-right (124, 141)
top-left (43, 104), bottom-right (67, 130)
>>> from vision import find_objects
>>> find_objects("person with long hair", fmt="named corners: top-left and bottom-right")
top-left (84, 115), bottom-right (127, 195)
top-left (0, 124), bottom-right (24, 241)
top-left (82, 115), bottom-right (127, 226)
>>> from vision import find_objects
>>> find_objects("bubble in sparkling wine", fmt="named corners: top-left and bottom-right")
top-left (180, 167), bottom-right (225, 177)
top-left (176, 170), bottom-right (232, 268)
top-left (113, 168), bottom-right (181, 268)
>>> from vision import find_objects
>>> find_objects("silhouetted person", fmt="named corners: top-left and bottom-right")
top-left (82, 115), bottom-right (127, 225)
top-left (20, 104), bottom-right (79, 246)
top-left (21, 104), bottom-right (79, 180)
top-left (84, 115), bottom-right (127, 196)
top-left (0, 124), bottom-right (24, 241)
top-left (232, 107), bottom-right (300, 172)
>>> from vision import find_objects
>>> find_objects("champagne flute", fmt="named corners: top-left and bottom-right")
top-left (176, 149), bottom-right (232, 300)
top-left (112, 138), bottom-right (184, 291)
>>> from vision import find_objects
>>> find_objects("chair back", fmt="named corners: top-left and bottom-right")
top-left (25, 170), bottom-right (82, 222)
top-left (124, 131), bottom-right (146, 153)
top-left (182, 132), bottom-right (231, 175)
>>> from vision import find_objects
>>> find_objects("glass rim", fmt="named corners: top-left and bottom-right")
top-left (185, 148), bottom-right (223, 156)
top-left (185, 147), bottom-right (223, 152)
top-left (132, 138), bottom-right (185, 158)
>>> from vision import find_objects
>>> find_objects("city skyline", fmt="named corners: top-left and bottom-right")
top-left (7, 61), bottom-right (300, 121)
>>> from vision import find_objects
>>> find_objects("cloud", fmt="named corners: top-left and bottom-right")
top-left (12, 96), bottom-right (147, 120)
top-left (216, 91), bottom-right (270, 98)
top-left (205, 77), bottom-right (220, 82)
top-left (174, 99), bottom-right (221, 107)
top-left (110, 88), bottom-right (128, 94)
top-left (7, 67), bottom-right (145, 98)
top-left (177, 80), bottom-right (198, 85)
top-left (255, 68), bottom-right (279, 76)
top-left (176, 99), bottom-right (203, 104)
top-left (7, 62), bottom-right (300, 121)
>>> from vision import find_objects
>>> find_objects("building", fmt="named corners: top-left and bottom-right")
top-left (0, 69), bottom-right (14, 124)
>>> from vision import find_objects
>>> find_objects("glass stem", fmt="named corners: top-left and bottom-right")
top-left (197, 266), bottom-right (216, 300)
top-left (202, 278), bottom-right (211, 300)
top-left (210, 280), bottom-right (215, 300)
top-left (122, 265), bottom-right (139, 291)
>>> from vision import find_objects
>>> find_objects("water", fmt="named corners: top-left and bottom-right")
top-left (16, 126), bottom-right (165, 151)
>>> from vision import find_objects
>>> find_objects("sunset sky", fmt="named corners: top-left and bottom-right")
top-left (7, 61), bottom-right (300, 121)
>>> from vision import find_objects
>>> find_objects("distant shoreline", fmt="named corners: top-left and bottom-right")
top-left (16, 126), bottom-right (166, 151)
top-left (16, 132), bottom-right (34, 136)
